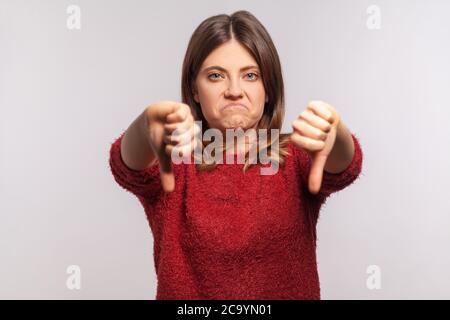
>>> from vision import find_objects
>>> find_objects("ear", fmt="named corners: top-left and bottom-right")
top-left (265, 95), bottom-right (269, 103)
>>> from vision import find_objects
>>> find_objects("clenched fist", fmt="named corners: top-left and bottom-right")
top-left (291, 101), bottom-right (341, 194)
top-left (145, 101), bottom-right (200, 193)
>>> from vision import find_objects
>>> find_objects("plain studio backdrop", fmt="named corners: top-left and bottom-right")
top-left (1, 0), bottom-right (449, 299)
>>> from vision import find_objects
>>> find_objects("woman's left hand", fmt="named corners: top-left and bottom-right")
top-left (290, 100), bottom-right (341, 194)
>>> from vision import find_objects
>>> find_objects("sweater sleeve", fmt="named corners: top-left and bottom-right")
top-left (293, 132), bottom-right (363, 199)
top-left (108, 131), bottom-right (163, 200)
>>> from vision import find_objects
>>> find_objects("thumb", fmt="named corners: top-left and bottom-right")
top-left (158, 148), bottom-right (175, 193)
top-left (156, 106), bottom-right (183, 193)
top-left (308, 152), bottom-right (328, 194)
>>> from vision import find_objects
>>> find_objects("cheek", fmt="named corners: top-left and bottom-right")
top-left (198, 80), bottom-right (220, 97)
top-left (196, 86), bottom-right (216, 119)
top-left (198, 84), bottom-right (223, 114)
top-left (249, 86), bottom-right (266, 110)
top-left (248, 82), bottom-right (265, 99)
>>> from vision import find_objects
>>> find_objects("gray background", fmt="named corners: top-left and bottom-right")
top-left (1, 0), bottom-right (449, 299)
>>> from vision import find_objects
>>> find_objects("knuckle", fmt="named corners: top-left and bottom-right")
top-left (305, 140), bottom-right (313, 150)
top-left (318, 140), bottom-right (325, 148)
top-left (293, 120), bottom-right (303, 132)
top-left (299, 111), bottom-right (308, 120)
top-left (319, 131), bottom-right (327, 140)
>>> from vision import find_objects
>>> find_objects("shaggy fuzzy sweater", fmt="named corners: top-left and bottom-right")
top-left (109, 131), bottom-right (363, 300)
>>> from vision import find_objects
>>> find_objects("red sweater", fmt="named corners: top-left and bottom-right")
top-left (109, 131), bottom-right (363, 300)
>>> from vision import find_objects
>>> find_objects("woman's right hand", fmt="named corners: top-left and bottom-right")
top-left (145, 101), bottom-right (199, 193)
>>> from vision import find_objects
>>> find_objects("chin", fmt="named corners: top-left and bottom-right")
top-left (222, 119), bottom-right (248, 130)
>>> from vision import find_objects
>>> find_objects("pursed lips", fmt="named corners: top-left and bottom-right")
top-left (222, 103), bottom-right (248, 111)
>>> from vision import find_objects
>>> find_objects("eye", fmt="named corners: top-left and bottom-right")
top-left (246, 72), bottom-right (259, 80)
top-left (208, 73), bottom-right (222, 80)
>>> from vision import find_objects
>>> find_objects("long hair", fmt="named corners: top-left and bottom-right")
top-left (181, 10), bottom-right (291, 172)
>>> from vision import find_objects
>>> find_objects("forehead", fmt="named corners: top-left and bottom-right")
top-left (200, 40), bottom-right (258, 71)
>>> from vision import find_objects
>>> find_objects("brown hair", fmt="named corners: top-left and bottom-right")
top-left (181, 10), bottom-right (291, 172)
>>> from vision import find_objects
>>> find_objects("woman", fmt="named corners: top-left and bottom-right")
top-left (109, 10), bottom-right (363, 300)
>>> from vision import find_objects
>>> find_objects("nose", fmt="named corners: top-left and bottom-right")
top-left (225, 78), bottom-right (243, 98)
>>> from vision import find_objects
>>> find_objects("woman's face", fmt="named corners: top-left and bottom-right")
top-left (193, 39), bottom-right (266, 133)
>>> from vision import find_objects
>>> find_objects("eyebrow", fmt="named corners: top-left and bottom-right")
top-left (201, 65), bottom-right (260, 73)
